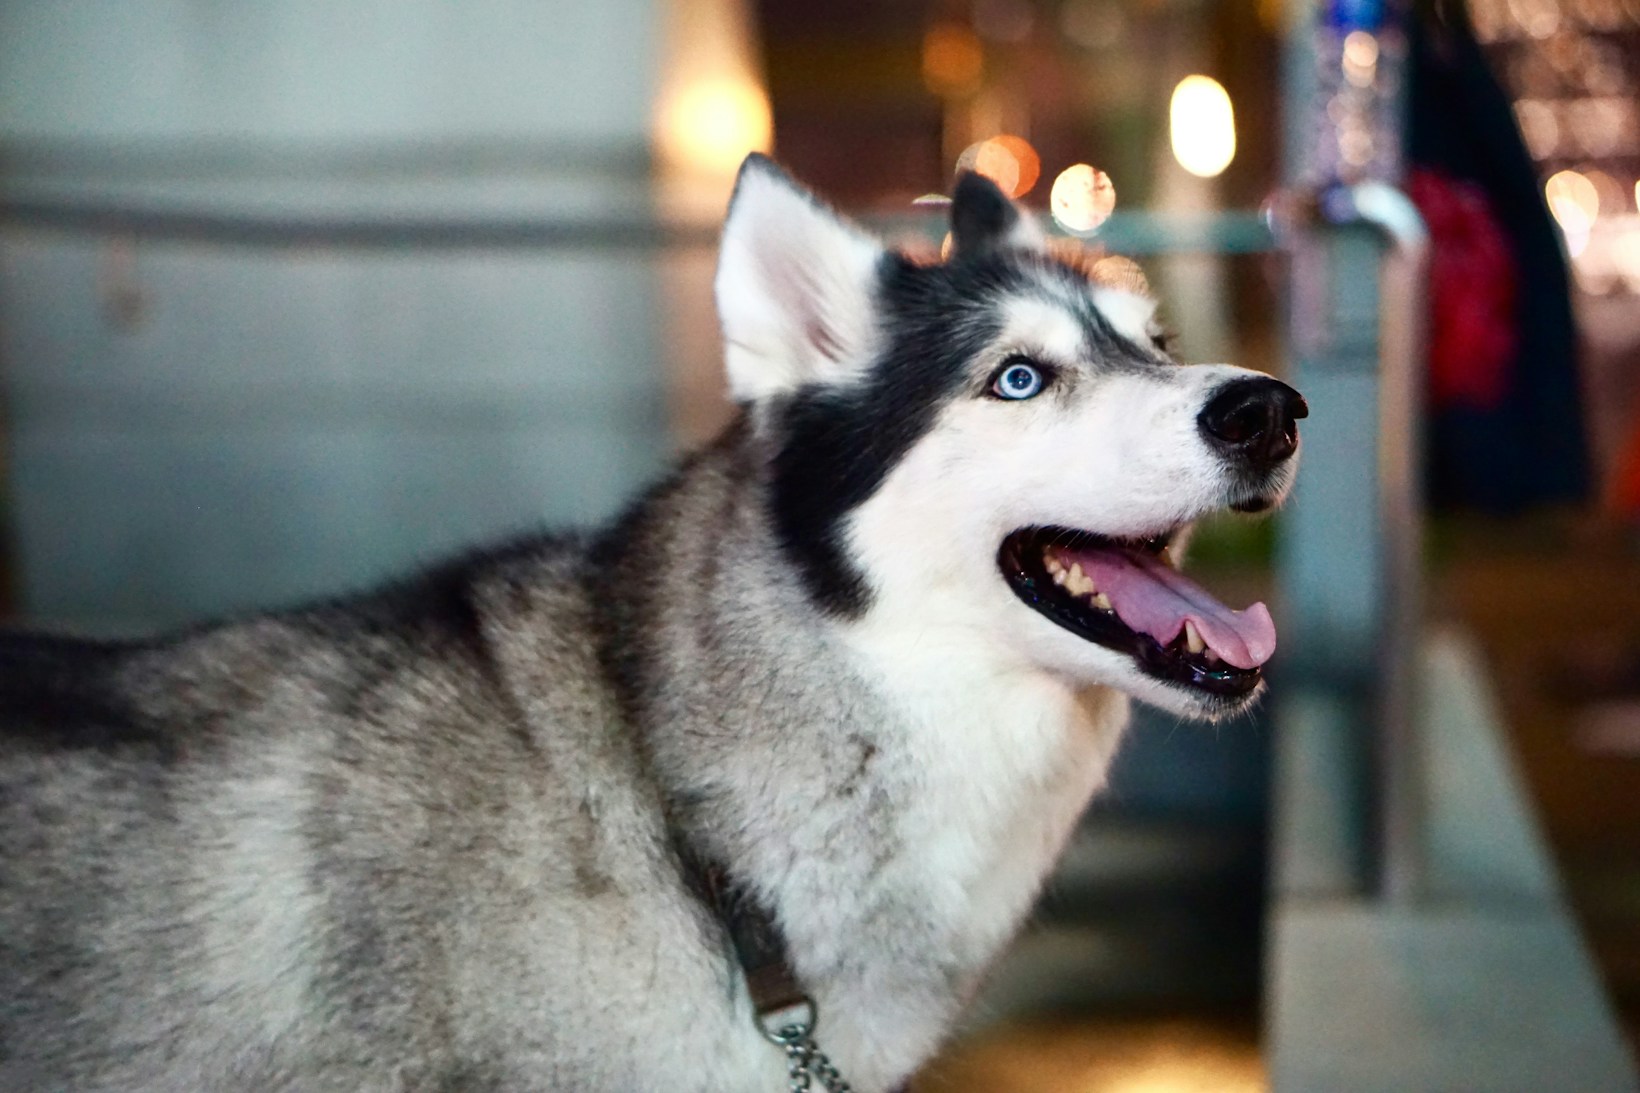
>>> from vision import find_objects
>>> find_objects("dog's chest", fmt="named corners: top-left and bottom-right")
top-left (883, 671), bottom-right (1124, 948)
top-left (777, 648), bottom-right (1131, 1077)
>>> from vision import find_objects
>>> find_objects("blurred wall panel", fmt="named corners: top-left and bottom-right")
top-left (0, 1), bottom-right (657, 144)
top-left (0, 1), bottom-right (669, 632)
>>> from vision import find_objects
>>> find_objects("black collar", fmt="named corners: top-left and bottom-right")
top-left (679, 844), bottom-right (809, 1018)
top-left (675, 836), bottom-right (908, 1093)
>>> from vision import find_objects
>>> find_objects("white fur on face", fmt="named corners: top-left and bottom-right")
top-left (998, 295), bottom-right (1086, 366)
top-left (999, 205), bottom-right (1049, 253)
top-left (1090, 287), bottom-right (1160, 350)
top-left (842, 287), bottom-right (1291, 719)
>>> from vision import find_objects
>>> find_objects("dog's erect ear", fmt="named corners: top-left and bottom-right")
top-left (715, 154), bottom-right (886, 402)
top-left (949, 171), bottom-right (1046, 259)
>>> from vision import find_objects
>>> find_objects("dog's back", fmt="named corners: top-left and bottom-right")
top-left (0, 543), bottom-right (751, 1091)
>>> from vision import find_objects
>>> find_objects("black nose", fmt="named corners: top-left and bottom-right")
top-left (1198, 377), bottom-right (1308, 469)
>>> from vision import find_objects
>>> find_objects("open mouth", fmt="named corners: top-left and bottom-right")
top-left (997, 527), bottom-right (1276, 698)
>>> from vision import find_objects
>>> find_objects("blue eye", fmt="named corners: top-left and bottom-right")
top-left (992, 360), bottom-right (1045, 400)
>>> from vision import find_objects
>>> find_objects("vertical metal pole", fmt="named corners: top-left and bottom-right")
top-left (1275, 0), bottom-right (1429, 904)
top-left (1360, 185), bottom-right (1429, 906)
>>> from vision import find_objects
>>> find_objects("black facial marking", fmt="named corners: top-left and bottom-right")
top-left (767, 238), bottom-right (1169, 617)
top-left (767, 251), bottom-right (1037, 616)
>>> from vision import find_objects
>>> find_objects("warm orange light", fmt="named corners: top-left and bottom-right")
top-left (1050, 164), bottom-right (1116, 232)
top-left (657, 78), bottom-right (773, 178)
top-left (990, 135), bottom-right (1041, 197)
top-left (956, 139), bottom-right (1018, 198)
top-left (955, 135), bottom-right (1040, 199)
top-left (1090, 255), bottom-right (1150, 295)
top-left (923, 24), bottom-right (985, 97)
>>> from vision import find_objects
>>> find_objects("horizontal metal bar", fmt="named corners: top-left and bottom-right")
top-left (2, 194), bottom-right (1277, 256)
top-left (874, 209), bottom-right (1277, 256)
top-left (1080, 210), bottom-right (1276, 255)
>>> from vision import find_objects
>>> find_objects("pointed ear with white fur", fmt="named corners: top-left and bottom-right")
top-left (715, 155), bottom-right (886, 402)
top-left (949, 171), bottom-right (1046, 258)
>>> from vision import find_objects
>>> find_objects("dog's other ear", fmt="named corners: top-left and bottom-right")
top-left (950, 171), bottom-right (1045, 258)
top-left (716, 154), bottom-right (885, 402)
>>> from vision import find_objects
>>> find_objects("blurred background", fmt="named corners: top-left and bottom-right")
top-left (3, 0), bottom-right (1640, 1089)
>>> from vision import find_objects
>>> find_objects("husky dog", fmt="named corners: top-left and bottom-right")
top-left (0, 156), bottom-right (1304, 1092)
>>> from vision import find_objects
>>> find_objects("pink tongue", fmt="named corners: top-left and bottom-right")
top-left (1073, 549), bottom-right (1276, 670)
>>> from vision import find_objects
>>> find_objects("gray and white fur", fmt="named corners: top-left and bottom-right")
top-left (0, 156), bottom-right (1303, 1092)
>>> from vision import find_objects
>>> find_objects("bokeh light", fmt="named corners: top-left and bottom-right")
top-left (994, 136), bottom-right (1042, 196)
top-left (957, 139), bottom-right (1019, 198)
top-left (1169, 75), bottom-right (1237, 178)
top-left (1050, 164), bottom-right (1116, 232)
top-left (956, 135), bottom-right (1041, 198)
top-left (923, 23), bottom-right (985, 98)
top-left (656, 78), bottom-right (772, 178)
top-left (1342, 30), bottom-right (1379, 87)
top-left (1512, 99), bottom-right (1560, 158)
top-left (1547, 168), bottom-right (1601, 229)
top-left (1546, 168), bottom-right (1600, 257)
top-left (1090, 255), bottom-right (1151, 295)
top-left (1509, 0), bottom-right (1561, 39)
top-left (1343, 29), bottom-right (1381, 68)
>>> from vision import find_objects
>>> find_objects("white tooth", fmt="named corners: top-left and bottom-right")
top-left (1052, 568), bottom-right (1068, 586)
top-left (1184, 620), bottom-right (1205, 654)
top-left (1069, 563), bottom-right (1085, 585)
top-left (1045, 554), bottom-right (1064, 575)
top-left (1092, 592), bottom-right (1113, 610)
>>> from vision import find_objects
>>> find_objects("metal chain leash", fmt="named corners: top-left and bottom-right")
top-left (690, 852), bottom-right (859, 1093)
top-left (758, 1000), bottom-right (854, 1093)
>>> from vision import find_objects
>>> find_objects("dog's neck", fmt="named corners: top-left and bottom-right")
top-left (585, 420), bottom-right (1130, 1082)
